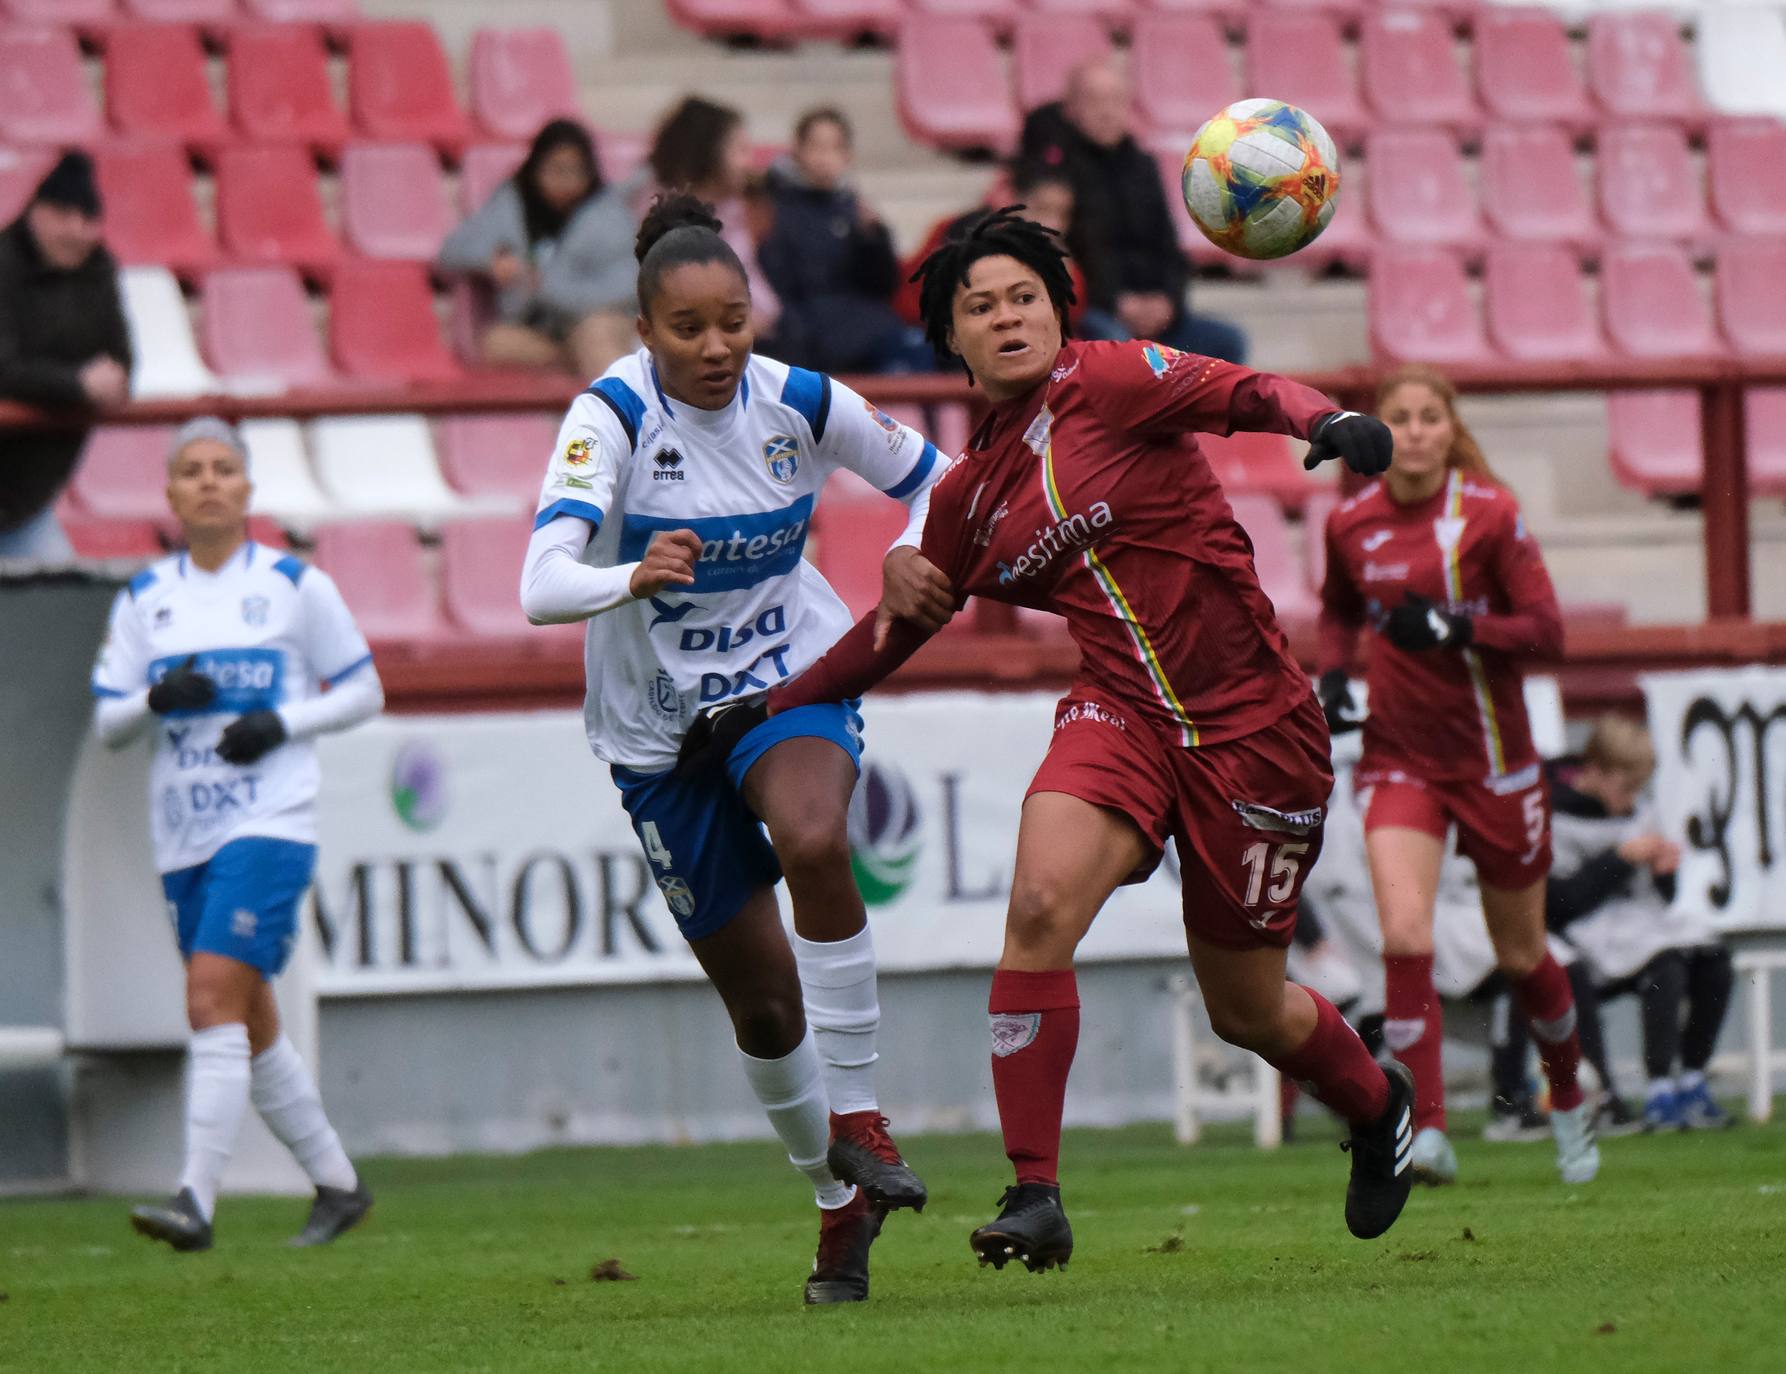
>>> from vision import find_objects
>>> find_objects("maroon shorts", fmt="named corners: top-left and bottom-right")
top-left (1356, 759), bottom-right (1551, 890)
top-left (1025, 693), bottom-right (1333, 950)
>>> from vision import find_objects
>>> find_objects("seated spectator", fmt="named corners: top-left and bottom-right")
top-left (0, 151), bottom-right (131, 562)
top-left (1549, 717), bottom-right (1734, 1131)
top-left (757, 108), bottom-right (931, 374)
top-left (647, 96), bottom-right (780, 338)
top-left (1020, 57), bottom-right (1247, 364)
top-left (438, 119), bottom-right (637, 378)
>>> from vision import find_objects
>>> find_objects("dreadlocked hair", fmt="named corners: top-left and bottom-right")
top-left (635, 190), bottom-right (746, 316)
top-left (911, 205), bottom-right (1075, 375)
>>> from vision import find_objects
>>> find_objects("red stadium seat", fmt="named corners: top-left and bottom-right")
top-left (788, 0), bottom-right (906, 41)
top-left (1246, 11), bottom-right (1368, 148)
top-left (1484, 243), bottom-right (1606, 363)
top-left (1368, 246), bottom-right (1491, 365)
top-left (812, 472), bottom-right (910, 621)
top-left (1013, 14), bottom-right (1112, 113)
top-left (1606, 391), bottom-right (1700, 498)
top-left (104, 24), bottom-right (230, 155)
top-left (1225, 492), bottom-right (1317, 627)
top-left (1601, 241), bottom-right (1723, 360)
top-left (0, 29), bottom-right (103, 146)
top-left (1596, 124), bottom-right (1711, 247)
top-left (1361, 10), bottom-right (1479, 135)
top-left (1475, 8), bottom-right (1593, 134)
top-left (662, 0), bottom-right (797, 42)
top-left (1715, 238), bottom-right (1786, 357)
top-left (458, 142), bottom-right (526, 215)
top-left (1479, 124), bottom-right (1599, 253)
top-left (1586, 12), bottom-right (1704, 128)
top-left (1366, 129), bottom-right (1485, 255)
top-left (468, 28), bottom-right (581, 143)
top-left (1132, 14), bottom-right (1236, 137)
top-left (895, 16), bottom-right (1018, 154)
top-left (1707, 120), bottom-right (1786, 239)
top-left (92, 140), bottom-right (219, 277)
top-left (311, 519), bottom-right (448, 646)
top-left (339, 141), bottom-right (450, 262)
top-left (0, 0), bottom-right (116, 32)
top-left (440, 515), bottom-right (581, 651)
top-left (0, 147), bottom-right (54, 223)
top-left (215, 145), bottom-right (343, 279)
top-left (229, 25), bottom-right (352, 157)
top-left (59, 513), bottom-right (165, 560)
top-left (1197, 431), bottom-right (1314, 512)
top-left (436, 413), bottom-right (560, 506)
top-left (69, 425), bottom-right (179, 519)
top-left (904, 0), bottom-right (1020, 33)
top-left (1747, 389), bottom-right (1786, 500)
top-left (348, 22), bottom-right (471, 155)
top-left (1031, 0), bottom-right (1134, 21)
top-left (239, 0), bottom-right (359, 26)
top-left (329, 260), bottom-right (464, 383)
top-left (118, 0), bottom-right (234, 25)
top-left (199, 266), bottom-right (335, 391)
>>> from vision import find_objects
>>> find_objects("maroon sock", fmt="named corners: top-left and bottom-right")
top-left (1514, 952), bottom-right (1585, 1112)
top-left (988, 968), bottom-right (1080, 1187)
top-left (1270, 987), bottom-right (1390, 1124)
top-left (1384, 952), bottom-right (1446, 1132)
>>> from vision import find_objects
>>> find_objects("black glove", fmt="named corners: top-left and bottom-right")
top-left (1304, 410), bottom-right (1393, 477)
top-left (215, 710), bottom-right (288, 765)
top-left (675, 699), bottom-right (770, 780)
top-left (146, 655), bottom-right (217, 715)
top-left (1318, 668), bottom-right (1364, 735)
top-left (1383, 593), bottom-right (1473, 651)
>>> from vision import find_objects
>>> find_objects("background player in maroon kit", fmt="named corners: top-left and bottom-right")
top-left (1318, 363), bottom-right (1597, 1188)
top-left (682, 209), bottom-right (1418, 1266)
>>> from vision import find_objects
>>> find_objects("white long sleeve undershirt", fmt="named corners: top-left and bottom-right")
top-left (92, 667), bottom-right (384, 749)
top-left (519, 516), bottom-right (641, 624)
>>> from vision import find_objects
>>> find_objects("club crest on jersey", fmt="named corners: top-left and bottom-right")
top-left (652, 447), bottom-right (686, 482)
top-left (241, 595), bottom-right (269, 627)
top-left (562, 428), bottom-right (598, 467)
top-left (862, 399), bottom-right (899, 434)
top-left (1022, 405), bottom-right (1054, 457)
top-left (648, 671), bottom-right (680, 717)
top-left (762, 434), bottom-right (799, 484)
top-left (1434, 516), bottom-right (1466, 551)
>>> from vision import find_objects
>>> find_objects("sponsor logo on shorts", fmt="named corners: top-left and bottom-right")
top-left (989, 1012), bottom-right (1041, 1057)
top-left (231, 908), bottom-right (258, 939)
top-left (657, 876), bottom-right (696, 918)
top-left (1230, 799), bottom-right (1323, 837)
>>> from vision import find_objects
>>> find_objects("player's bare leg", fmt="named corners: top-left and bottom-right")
top-left (743, 736), bottom-right (926, 1211)
top-left (1482, 878), bottom-right (1597, 1184)
top-left (1367, 825), bottom-right (1455, 1183)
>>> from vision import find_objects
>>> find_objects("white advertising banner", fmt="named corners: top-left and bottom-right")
top-left (310, 694), bottom-right (1196, 996)
top-left (1642, 667), bottom-right (1786, 932)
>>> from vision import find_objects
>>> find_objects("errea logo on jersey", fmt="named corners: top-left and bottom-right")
top-left (995, 502), bottom-right (1115, 584)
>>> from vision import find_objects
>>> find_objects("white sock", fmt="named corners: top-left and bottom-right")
top-left (737, 1030), bottom-right (854, 1209)
top-left (1679, 1069), bottom-right (1706, 1093)
top-left (251, 1035), bottom-right (358, 1193)
top-left (793, 927), bottom-right (881, 1117)
top-left (1649, 1076), bottom-right (1675, 1098)
top-left (179, 1023), bottom-right (252, 1221)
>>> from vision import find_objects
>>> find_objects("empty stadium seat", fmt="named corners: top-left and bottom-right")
top-left (1197, 431), bottom-right (1313, 512)
top-left (348, 22), bottom-right (472, 154)
top-left (104, 24), bottom-right (230, 155)
top-left (1475, 8), bottom-right (1593, 133)
top-left (0, 0), bottom-right (116, 32)
top-left (1596, 124), bottom-right (1711, 246)
top-left (239, 0), bottom-right (359, 25)
top-left (1225, 492), bottom-right (1317, 626)
top-left (1692, 7), bottom-right (1786, 120)
top-left (895, 16), bottom-right (1019, 153)
top-left (1708, 120), bottom-right (1786, 239)
top-left (436, 413), bottom-right (559, 508)
top-left (1132, 14), bottom-right (1235, 137)
top-left (1030, 0), bottom-right (1134, 21)
top-left (215, 146), bottom-right (342, 279)
top-left (1246, 11), bottom-right (1368, 147)
top-left (1715, 238), bottom-right (1786, 356)
top-left (59, 512), bottom-right (164, 561)
top-left (1588, 12), bottom-right (1705, 126)
top-left (1747, 389), bottom-right (1786, 500)
top-left (663, 0), bottom-right (798, 42)
top-left (339, 141), bottom-right (450, 261)
top-left (119, 0), bottom-right (235, 27)
top-left (309, 414), bottom-right (472, 524)
top-left (240, 418), bottom-right (336, 526)
top-left (1606, 391), bottom-right (1700, 498)
top-left (1479, 124), bottom-right (1599, 253)
top-left (1484, 243), bottom-right (1606, 362)
top-left (1361, 10), bottom-right (1479, 134)
top-left (329, 261), bottom-right (464, 383)
top-left (310, 518), bottom-right (447, 645)
top-left (440, 514), bottom-right (580, 651)
top-left (813, 471), bottom-right (910, 620)
top-left (458, 143), bottom-right (526, 215)
top-left (1601, 241), bottom-right (1723, 359)
top-left (69, 425), bottom-right (178, 519)
top-left (199, 266), bottom-right (335, 391)
top-left (1013, 14), bottom-right (1112, 112)
top-left (0, 29), bottom-right (102, 146)
top-left (119, 266), bottom-right (221, 398)
top-left (1368, 246), bottom-right (1491, 365)
top-left (468, 28), bottom-right (581, 143)
top-left (229, 25), bottom-right (352, 156)
top-left (1366, 129), bottom-right (1485, 254)
top-left (93, 141), bottom-right (218, 277)
top-left (0, 147), bottom-right (52, 223)
top-left (789, 0), bottom-right (905, 41)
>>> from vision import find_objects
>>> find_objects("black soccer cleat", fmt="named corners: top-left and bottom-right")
top-left (803, 1188), bottom-right (887, 1305)
top-left (130, 1187), bottom-right (213, 1253)
top-left (827, 1112), bottom-right (928, 1212)
top-left (969, 1182), bottom-right (1073, 1273)
top-left (1342, 1059), bottom-right (1416, 1240)
top-left (291, 1179), bottom-right (374, 1248)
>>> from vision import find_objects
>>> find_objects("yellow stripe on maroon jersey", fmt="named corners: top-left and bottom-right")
top-left (1441, 472), bottom-right (1508, 776)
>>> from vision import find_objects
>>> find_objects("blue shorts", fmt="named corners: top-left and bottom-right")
top-left (611, 701), bottom-right (863, 942)
top-left (161, 837), bottom-right (317, 978)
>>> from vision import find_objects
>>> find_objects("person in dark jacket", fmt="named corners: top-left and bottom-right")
top-left (757, 108), bottom-right (932, 374)
top-left (1019, 57), bottom-right (1247, 364)
top-left (0, 151), bottom-right (132, 561)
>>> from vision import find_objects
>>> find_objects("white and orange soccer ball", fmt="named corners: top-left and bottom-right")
top-left (1181, 99), bottom-right (1341, 261)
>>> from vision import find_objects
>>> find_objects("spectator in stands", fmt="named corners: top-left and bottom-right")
top-left (0, 151), bottom-right (131, 561)
top-left (1020, 56), bottom-right (1247, 364)
top-left (758, 108), bottom-right (932, 374)
top-left (1549, 717), bottom-right (1734, 1131)
top-left (647, 96), bottom-right (780, 338)
top-left (438, 119), bottom-right (637, 378)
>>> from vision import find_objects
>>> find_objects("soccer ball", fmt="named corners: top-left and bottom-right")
top-left (1181, 100), bottom-right (1341, 261)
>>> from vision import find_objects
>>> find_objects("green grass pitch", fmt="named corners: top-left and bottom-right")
top-left (5, 1114), bottom-right (1784, 1373)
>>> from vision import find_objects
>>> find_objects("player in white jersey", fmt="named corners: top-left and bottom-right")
top-left (89, 419), bottom-right (385, 1252)
top-left (519, 194), bottom-right (954, 1305)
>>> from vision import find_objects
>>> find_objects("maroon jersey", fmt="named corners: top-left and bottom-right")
top-left (1318, 469), bottom-right (1563, 786)
top-left (776, 339), bottom-right (1336, 747)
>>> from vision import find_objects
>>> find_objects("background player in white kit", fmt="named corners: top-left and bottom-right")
top-left (89, 419), bottom-right (385, 1252)
top-left (519, 194), bottom-right (953, 1305)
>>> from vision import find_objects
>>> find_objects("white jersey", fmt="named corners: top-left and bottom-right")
top-left (90, 542), bottom-right (374, 873)
top-left (534, 348), bottom-right (946, 771)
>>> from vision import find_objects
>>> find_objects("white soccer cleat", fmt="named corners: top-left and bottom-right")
top-left (1408, 1126), bottom-right (1457, 1186)
top-left (1551, 1103), bottom-right (1601, 1185)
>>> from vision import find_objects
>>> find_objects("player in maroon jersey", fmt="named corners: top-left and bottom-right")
top-left (680, 208), bottom-right (1419, 1266)
top-left (1318, 363), bottom-right (1597, 1188)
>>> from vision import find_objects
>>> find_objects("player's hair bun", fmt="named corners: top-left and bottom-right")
top-left (635, 191), bottom-right (725, 264)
